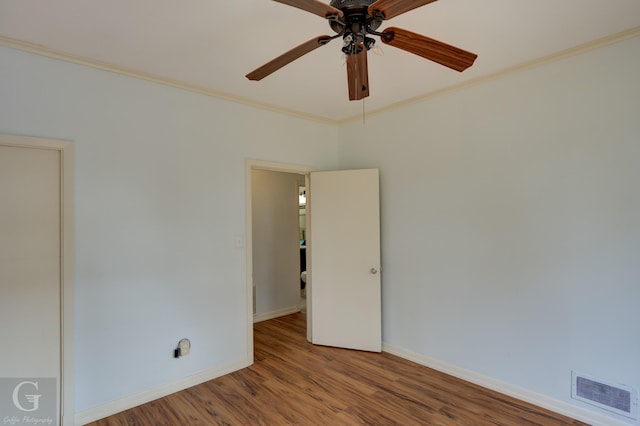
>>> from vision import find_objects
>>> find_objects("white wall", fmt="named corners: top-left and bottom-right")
top-left (339, 36), bottom-right (640, 424)
top-left (0, 45), bottom-right (340, 416)
top-left (252, 170), bottom-right (302, 318)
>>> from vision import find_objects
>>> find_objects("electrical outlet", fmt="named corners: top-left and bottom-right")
top-left (178, 338), bottom-right (191, 356)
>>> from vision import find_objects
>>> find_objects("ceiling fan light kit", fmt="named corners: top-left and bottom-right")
top-left (246, 0), bottom-right (478, 101)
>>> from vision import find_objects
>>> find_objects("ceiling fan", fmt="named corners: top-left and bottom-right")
top-left (246, 0), bottom-right (478, 101)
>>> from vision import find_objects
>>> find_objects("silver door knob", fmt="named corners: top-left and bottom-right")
top-left (370, 267), bottom-right (379, 274)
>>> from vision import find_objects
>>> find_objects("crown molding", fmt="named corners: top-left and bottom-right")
top-left (338, 25), bottom-right (640, 125)
top-left (0, 35), bottom-right (338, 126)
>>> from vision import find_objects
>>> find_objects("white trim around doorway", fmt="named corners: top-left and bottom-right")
top-left (0, 134), bottom-right (74, 426)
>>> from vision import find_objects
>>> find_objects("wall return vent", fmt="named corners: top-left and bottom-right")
top-left (572, 371), bottom-right (638, 420)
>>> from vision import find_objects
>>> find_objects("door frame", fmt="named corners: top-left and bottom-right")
top-left (0, 134), bottom-right (74, 425)
top-left (244, 159), bottom-right (315, 362)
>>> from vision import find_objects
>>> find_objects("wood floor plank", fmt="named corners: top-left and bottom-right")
top-left (88, 312), bottom-right (588, 425)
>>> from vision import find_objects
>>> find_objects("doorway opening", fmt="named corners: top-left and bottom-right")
top-left (245, 160), bottom-right (315, 362)
top-left (246, 162), bottom-right (382, 360)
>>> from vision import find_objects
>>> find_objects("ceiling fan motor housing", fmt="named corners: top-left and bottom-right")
top-left (329, 0), bottom-right (383, 54)
top-left (330, 0), bottom-right (375, 11)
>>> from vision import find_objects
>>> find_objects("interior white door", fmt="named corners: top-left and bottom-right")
top-left (309, 168), bottom-right (381, 352)
top-left (0, 145), bottom-right (60, 387)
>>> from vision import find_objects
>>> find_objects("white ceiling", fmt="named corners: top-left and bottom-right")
top-left (1, 1), bottom-right (639, 122)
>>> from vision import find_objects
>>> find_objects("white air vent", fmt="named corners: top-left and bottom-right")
top-left (572, 371), bottom-right (638, 419)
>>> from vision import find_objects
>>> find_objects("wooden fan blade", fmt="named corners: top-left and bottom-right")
top-left (346, 49), bottom-right (369, 101)
top-left (381, 27), bottom-right (477, 72)
top-left (273, 0), bottom-right (343, 18)
top-left (246, 36), bottom-right (333, 81)
top-left (368, 0), bottom-right (438, 20)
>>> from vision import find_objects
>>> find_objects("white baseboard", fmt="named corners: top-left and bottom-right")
top-left (253, 304), bottom-right (302, 323)
top-left (382, 342), bottom-right (631, 426)
top-left (74, 358), bottom-right (251, 425)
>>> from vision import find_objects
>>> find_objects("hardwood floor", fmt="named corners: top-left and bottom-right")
top-left (89, 313), bottom-right (587, 425)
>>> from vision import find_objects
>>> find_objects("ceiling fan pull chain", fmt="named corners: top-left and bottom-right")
top-left (362, 97), bottom-right (366, 125)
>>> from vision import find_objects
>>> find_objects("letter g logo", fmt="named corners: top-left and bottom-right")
top-left (12, 381), bottom-right (42, 412)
